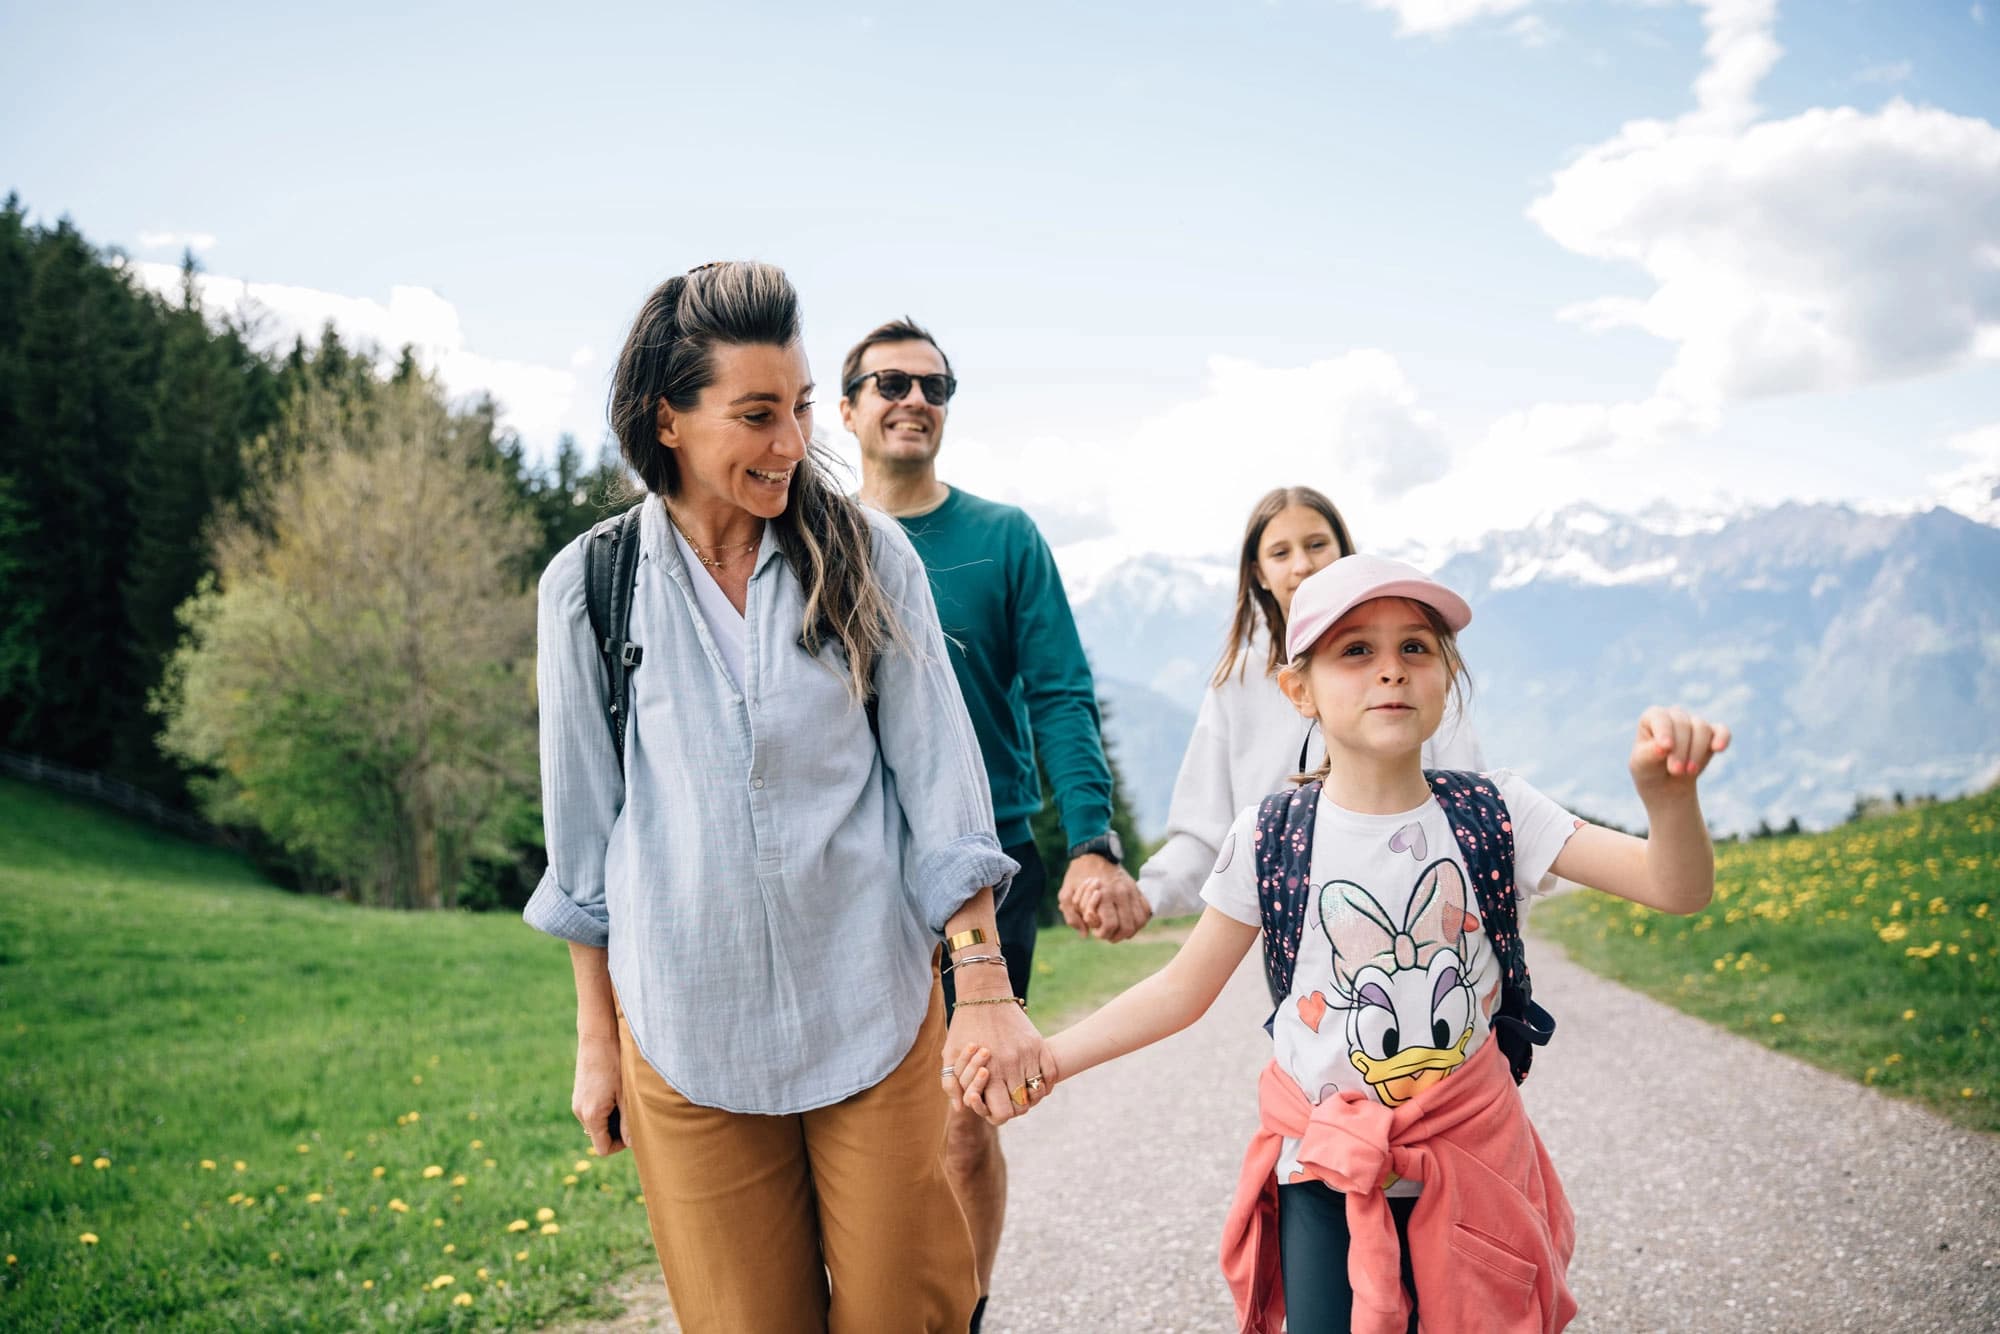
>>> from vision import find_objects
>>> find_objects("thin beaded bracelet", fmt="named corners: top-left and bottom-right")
top-left (952, 995), bottom-right (1028, 1011)
top-left (943, 953), bottom-right (1008, 973)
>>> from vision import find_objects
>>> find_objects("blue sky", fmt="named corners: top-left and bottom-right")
top-left (4, 0), bottom-right (1996, 572)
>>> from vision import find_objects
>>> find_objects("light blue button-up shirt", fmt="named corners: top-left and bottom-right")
top-left (525, 496), bottom-right (1017, 1114)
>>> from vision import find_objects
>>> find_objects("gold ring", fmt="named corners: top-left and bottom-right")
top-left (1009, 1084), bottom-right (1028, 1107)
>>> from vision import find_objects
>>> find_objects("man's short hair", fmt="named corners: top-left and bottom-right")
top-left (841, 318), bottom-right (953, 401)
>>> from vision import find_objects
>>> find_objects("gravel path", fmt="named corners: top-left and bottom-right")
top-left (563, 935), bottom-right (2000, 1333)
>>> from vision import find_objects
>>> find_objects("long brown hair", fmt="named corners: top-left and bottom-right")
top-left (1211, 486), bottom-right (1356, 688)
top-left (608, 261), bottom-right (902, 704)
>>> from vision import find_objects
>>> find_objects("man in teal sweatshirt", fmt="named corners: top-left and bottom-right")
top-left (843, 317), bottom-right (1147, 1331)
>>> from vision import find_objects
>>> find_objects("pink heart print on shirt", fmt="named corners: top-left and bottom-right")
top-left (1387, 822), bottom-right (1427, 862)
top-left (1297, 990), bottom-right (1329, 1033)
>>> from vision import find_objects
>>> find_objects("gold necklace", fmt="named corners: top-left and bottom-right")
top-left (665, 507), bottom-right (760, 570)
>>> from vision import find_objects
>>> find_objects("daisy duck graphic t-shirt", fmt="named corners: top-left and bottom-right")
top-left (1202, 771), bottom-right (1580, 1195)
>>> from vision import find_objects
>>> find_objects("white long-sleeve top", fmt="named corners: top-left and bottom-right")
top-left (1137, 640), bottom-right (1487, 918)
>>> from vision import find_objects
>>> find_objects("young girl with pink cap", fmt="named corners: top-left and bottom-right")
top-left (950, 554), bottom-right (1729, 1334)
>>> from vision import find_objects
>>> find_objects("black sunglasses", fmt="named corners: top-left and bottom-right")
top-left (844, 369), bottom-right (958, 406)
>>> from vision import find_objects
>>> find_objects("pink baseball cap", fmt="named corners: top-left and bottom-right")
top-left (1284, 554), bottom-right (1473, 660)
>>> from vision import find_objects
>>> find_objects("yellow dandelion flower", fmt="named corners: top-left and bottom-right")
top-left (1903, 1009), bottom-right (1917, 1021)
top-left (275, 1186), bottom-right (287, 1194)
top-left (431, 1274), bottom-right (454, 1289)
top-left (5, 1255), bottom-right (14, 1265)
top-left (388, 1198), bottom-right (409, 1213)
top-left (371, 1166), bottom-right (386, 1178)
top-left (574, 1159), bottom-right (591, 1172)
top-left (227, 1192), bottom-right (244, 1204)
top-left (432, 1217), bottom-right (445, 1228)
top-left (268, 1251), bottom-right (282, 1263)
top-left (422, 1165), bottom-right (444, 1179)
top-left (344, 1150), bottom-right (356, 1160)
top-left (497, 1278), bottom-right (508, 1289)
top-left (469, 1139), bottom-right (484, 1150)
top-left (338, 1207), bottom-right (349, 1217)
top-left (241, 1196), bottom-right (257, 1207)
top-left (506, 1219), bottom-right (529, 1232)
top-left (93, 1157), bottom-right (110, 1169)
top-left (515, 1249), bottom-right (528, 1261)
top-left (484, 1158), bottom-right (497, 1169)
top-left (78, 1233), bottom-right (99, 1246)
top-left (406, 1111), bottom-right (421, 1122)
top-left (306, 1192), bottom-right (323, 1204)
top-left (68, 1155), bottom-right (81, 1165)
top-left (200, 1159), bottom-right (216, 1170)
top-left (1885, 1053), bottom-right (1903, 1065)
top-left (412, 1075), bottom-right (423, 1086)
top-left (453, 1293), bottom-right (473, 1307)
top-left (296, 1144), bottom-right (310, 1154)
top-left (443, 1243), bottom-right (456, 1255)
top-left (451, 1174), bottom-right (467, 1186)
top-left (476, 1267), bottom-right (489, 1279)
top-left (535, 1207), bottom-right (555, 1222)
top-left (233, 1160), bottom-right (246, 1172)
top-left (563, 1174), bottom-right (578, 1185)
top-left (1770, 1014), bottom-right (1786, 1024)
top-left (1963, 1088), bottom-right (1977, 1099)
top-left (361, 1279), bottom-right (374, 1290)
top-left (541, 1222), bottom-right (560, 1235)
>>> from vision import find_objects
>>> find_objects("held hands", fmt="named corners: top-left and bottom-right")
top-left (1629, 705), bottom-right (1732, 802)
top-left (1056, 855), bottom-right (1153, 943)
top-left (945, 1040), bottom-right (1063, 1125)
top-left (939, 999), bottom-right (1057, 1125)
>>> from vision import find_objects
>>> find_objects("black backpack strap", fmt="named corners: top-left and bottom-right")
top-left (583, 503), bottom-right (647, 764)
top-left (1253, 779), bottom-right (1321, 1032)
top-left (1427, 769), bottom-right (1555, 1083)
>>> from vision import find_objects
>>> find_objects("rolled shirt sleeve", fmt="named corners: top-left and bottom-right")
top-left (522, 537), bottom-right (618, 949)
top-left (868, 514), bottom-right (1019, 932)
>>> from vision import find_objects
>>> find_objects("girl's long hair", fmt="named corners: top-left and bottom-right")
top-left (1211, 486), bottom-right (1357, 688)
top-left (609, 261), bottom-right (901, 704)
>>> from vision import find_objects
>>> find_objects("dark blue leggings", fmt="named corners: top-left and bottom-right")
top-left (1277, 1181), bottom-right (1419, 1334)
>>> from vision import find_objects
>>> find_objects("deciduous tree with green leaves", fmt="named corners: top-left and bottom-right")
top-left (157, 374), bottom-right (539, 908)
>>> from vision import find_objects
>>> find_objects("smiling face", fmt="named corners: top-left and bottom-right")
top-left (1290, 597), bottom-right (1451, 758)
top-left (657, 340), bottom-right (814, 521)
top-left (1255, 504), bottom-right (1345, 620)
top-left (840, 338), bottom-right (948, 467)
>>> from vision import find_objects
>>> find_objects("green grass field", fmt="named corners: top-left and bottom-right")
top-left (1536, 785), bottom-right (2000, 1134)
top-left (0, 779), bottom-right (1177, 1331)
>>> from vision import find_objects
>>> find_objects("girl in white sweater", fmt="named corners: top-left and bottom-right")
top-left (1133, 487), bottom-right (1485, 919)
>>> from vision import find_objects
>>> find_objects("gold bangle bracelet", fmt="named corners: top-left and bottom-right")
top-left (946, 928), bottom-right (987, 952)
top-left (952, 995), bottom-right (1027, 1011)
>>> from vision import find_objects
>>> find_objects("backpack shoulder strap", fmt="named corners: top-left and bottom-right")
top-left (1426, 769), bottom-right (1555, 1083)
top-left (583, 503), bottom-right (646, 764)
top-left (1253, 779), bottom-right (1321, 1030)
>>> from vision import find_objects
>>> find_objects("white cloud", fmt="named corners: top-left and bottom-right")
top-left (1527, 0), bottom-right (2000, 418)
top-left (1853, 59), bottom-right (1913, 85)
top-left (1509, 13), bottom-right (1557, 47)
top-left (1357, 0), bottom-right (1532, 38)
top-left (126, 262), bottom-right (583, 446)
top-left (835, 349), bottom-right (1454, 567)
top-left (1933, 422), bottom-right (2000, 525)
top-left (137, 230), bottom-right (217, 254)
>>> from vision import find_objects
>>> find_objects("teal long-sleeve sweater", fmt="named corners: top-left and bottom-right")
top-left (891, 486), bottom-right (1112, 850)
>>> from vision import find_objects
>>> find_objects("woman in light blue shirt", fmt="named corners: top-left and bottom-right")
top-left (526, 261), bottom-right (1048, 1332)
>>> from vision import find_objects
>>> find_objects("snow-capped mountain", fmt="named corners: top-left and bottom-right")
top-left (1073, 496), bottom-right (2000, 839)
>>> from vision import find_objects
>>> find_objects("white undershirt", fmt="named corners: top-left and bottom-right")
top-left (671, 525), bottom-right (747, 691)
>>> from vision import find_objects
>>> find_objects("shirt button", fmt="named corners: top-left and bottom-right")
top-left (752, 777), bottom-right (765, 790)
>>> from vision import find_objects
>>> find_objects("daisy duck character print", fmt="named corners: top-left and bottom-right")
top-left (949, 553), bottom-right (1729, 1334)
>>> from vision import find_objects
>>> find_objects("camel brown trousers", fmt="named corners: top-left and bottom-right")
top-left (616, 978), bottom-right (977, 1334)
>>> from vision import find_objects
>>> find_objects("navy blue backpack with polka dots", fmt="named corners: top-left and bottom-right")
top-left (1250, 769), bottom-right (1556, 1084)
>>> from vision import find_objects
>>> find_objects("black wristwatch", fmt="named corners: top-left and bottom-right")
top-left (1067, 831), bottom-right (1124, 866)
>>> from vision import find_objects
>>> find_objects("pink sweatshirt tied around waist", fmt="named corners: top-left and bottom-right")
top-left (1219, 1037), bottom-right (1577, 1334)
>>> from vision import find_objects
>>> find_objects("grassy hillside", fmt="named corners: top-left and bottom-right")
top-left (0, 780), bottom-right (1175, 1330)
top-left (1537, 785), bottom-right (1999, 1134)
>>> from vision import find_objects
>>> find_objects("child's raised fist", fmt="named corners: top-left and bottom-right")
top-left (1629, 705), bottom-right (1730, 796)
